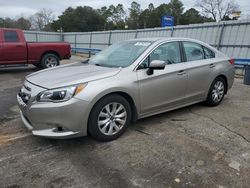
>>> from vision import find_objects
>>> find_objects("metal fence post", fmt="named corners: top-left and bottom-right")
top-left (217, 22), bottom-right (225, 50)
top-left (60, 32), bottom-right (64, 42)
top-left (108, 31), bottom-right (112, 46)
top-left (171, 27), bottom-right (174, 37)
top-left (74, 34), bottom-right (77, 48)
top-left (134, 30), bottom-right (138, 38)
top-left (89, 32), bottom-right (93, 58)
top-left (89, 32), bottom-right (93, 48)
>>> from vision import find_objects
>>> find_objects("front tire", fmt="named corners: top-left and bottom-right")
top-left (88, 95), bottom-right (131, 141)
top-left (41, 53), bottom-right (59, 69)
top-left (206, 77), bottom-right (226, 106)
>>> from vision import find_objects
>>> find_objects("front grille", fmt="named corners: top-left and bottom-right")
top-left (18, 84), bottom-right (31, 104)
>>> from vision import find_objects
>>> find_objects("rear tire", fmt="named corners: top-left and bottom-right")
top-left (88, 95), bottom-right (131, 141)
top-left (206, 77), bottom-right (226, 106)
top-left (41, 53), bottom-right (59, 69)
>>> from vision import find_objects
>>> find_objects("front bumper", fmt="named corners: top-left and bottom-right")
top-left (18, 93), bottom-right (91, 139)
top-left (20, 110), bottom-right (80, 138)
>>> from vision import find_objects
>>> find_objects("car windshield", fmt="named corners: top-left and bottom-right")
top-left (88, 41), bottom-right (152, 68)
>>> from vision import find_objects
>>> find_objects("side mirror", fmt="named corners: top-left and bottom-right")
top-left (147, 60), bottom-right (166, 75)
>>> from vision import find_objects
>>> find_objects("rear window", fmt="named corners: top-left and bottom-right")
top-left (183, 42), bottom-right (205, 62)
top-left (4, 31), bottom-right (19, 42)
top-left (203, 46), bottom-right (215, 59)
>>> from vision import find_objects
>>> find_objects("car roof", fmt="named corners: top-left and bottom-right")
top-left (127, 37), bottom-right (223, 56)
top-left (128, 37), bottom-right (216, 50)
top-left (128, 37), bottom-right (201, 42)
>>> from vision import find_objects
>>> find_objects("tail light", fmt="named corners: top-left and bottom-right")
top-left (68, 45), bottom-right (71, 52)
top-left (68, 44), bottom-right (71, 56)
top-left (229, 58), bottom-right (235, 65)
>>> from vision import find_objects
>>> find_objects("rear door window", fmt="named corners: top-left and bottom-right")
top-left (203, 46), bottom-right (215, 59)
top-left (183, 42), bottom-right (205, 62)
top-left (4, 31), bottom-right (19, 42)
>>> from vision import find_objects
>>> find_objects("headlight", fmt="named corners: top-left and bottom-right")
top-left (37, 83), bottom-right (87, 102)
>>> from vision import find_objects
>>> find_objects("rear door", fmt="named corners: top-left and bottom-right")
top-left (137, 41), bottom-right (188, 116)
top-left (0, 29), bottom-right (27, 64)
top-left (182, 41), bottom-right (216, 102)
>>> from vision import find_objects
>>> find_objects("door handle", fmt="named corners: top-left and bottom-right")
top-left (209, 63), bottom-right (216, 68)
top-left (16, 45), bottom-right (22, 47)
top-left (177, 70), bottom-right (186, 75)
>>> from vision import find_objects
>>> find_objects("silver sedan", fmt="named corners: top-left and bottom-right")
top-left (17, 38), bottom-right (235, 141)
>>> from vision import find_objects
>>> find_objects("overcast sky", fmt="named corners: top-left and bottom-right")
top-left (0, 0), bottom-right (249, 19)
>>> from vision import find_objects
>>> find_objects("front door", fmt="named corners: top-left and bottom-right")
top-left (136, 41), bottom-right (188, 116)
top-left (0, 30), bottom-right (27, 64)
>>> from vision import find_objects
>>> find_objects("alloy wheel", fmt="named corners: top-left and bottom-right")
top-left (212, 81), bottom-right (225, 103)
top-left (45, 56), bottom-right (58, 68)
top-left (98, 102), bottom-right (127, 136)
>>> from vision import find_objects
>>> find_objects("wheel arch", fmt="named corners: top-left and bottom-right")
top-left (215, 74), bottom-right (228, 94)
top-left (87, 91), bottom-right (138, 130)
top-left (40, 50), bottom-right (61, 63)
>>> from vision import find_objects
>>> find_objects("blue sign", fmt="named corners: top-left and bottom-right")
top-left (161, 15), bottom-right (174, 27)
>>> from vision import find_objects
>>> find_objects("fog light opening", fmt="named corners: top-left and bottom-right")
top-left (57, 126), bottom-right (64, 132)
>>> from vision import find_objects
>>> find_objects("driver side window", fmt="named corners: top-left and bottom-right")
top-left (138, 42), bottom-right (181, 69)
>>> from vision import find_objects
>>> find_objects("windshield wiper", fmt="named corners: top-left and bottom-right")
top-left (93, 63), bottom-right (119, 68)
top-left (94, 63), bottom-right (109, 67)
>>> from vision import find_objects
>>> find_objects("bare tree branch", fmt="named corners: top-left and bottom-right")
top-left (29, 9), bottom-right (55, 31)
top-left (196, 0), bottom-right (239, 21)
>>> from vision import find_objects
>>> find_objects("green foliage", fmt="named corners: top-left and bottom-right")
top-left (180, 8), bottom-right (214, 25)
top-left (98, 4), bottom-right (126, 30)
top-left (169, 0), bottom-right (184, 25)
top-left (139, 3), bottom-right (171, 28)
top-left (0, 17), bottom-right (31, 30)
top-left (1, 0), bottom-right (223, 32)
top-left (51, 6), bottom-right (105, 32)
top-left (16, 18), bottom-right (32, 30)
top-left (127, 1), bottom-right (141, 29)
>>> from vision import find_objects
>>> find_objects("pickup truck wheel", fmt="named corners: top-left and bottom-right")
top-left (41, 53), bottom-right (59, 69)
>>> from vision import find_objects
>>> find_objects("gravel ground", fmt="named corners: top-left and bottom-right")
top-left (0, 57), bottom-right (249, 188)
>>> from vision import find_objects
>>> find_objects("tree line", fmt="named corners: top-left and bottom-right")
top-left (0, 8), bottom-right (54, 31)
top-left (0, 0), bottom-right (239, 32)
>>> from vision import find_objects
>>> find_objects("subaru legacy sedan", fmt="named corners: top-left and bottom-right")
top-left (17, 38), bottom-right (234, 141)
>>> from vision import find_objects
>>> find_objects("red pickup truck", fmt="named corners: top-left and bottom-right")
top-left (0, 28), bottom-right (71, 69)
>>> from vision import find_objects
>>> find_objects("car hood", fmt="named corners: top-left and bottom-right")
top-left (26, 62), bottom-right (121, 89)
